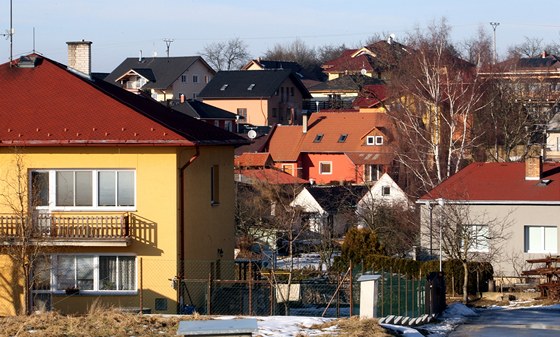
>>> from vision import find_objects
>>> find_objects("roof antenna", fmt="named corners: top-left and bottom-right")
top-left (163, 38), bottom-right (174, 57)
top-left (1, 0), bottom-right (15, 66)
top-left (32, 27), bottom-right (35, 53)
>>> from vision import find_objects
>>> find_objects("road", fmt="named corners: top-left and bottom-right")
top-left (449, 306), bottom-right (560, 337)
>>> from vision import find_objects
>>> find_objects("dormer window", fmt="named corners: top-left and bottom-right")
top-left (220, 84), bottom-right (229, 91)
top-left (313, 133), bottom-right (324, 143)
top-left (247, 84), bottom-right (256, 90)
top-left (338, 134), bottom-right (348, 143)
top-left (366, 136), bottom-right (383, 145)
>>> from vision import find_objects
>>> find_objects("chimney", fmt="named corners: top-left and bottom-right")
top-left (302, 112), bottom-right (308, 134)
top-left (542, 50), bottom-right (547, 58)
top-left (180, 94), bottom-right (185, 103)
top-left (67, 40), bottom-right (92, 77)
top-left (525, 156), bottom-right (542, 180)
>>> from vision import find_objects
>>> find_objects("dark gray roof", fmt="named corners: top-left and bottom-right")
top-left (518, 55), bottom-right (560, 69)
top-left (309, 75), bottom-right (385, 92)
top-left (171, 99), bottom-right (237, 120)
top-left (105, 56), bottom-right (214, 90)
top-left (198, 69), bottom-right (312, 99)
top-left (306, 185), bottom-right (368, 213)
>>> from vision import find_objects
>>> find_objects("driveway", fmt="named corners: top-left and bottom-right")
top-left (449, 306), bottom-right (560, 337)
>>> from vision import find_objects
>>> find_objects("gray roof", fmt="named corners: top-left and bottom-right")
top-left (309, 75), bottom-right (385, 92)
top-left (171, 99), bottom-right (238, 120)
top-left (105, 56), bottom-right (214, 90)
top-left (198, 69), bottom-right (312, 99)
top-left (306, 185), bottom-right (369, 213)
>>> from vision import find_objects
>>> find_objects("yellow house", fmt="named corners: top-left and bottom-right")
top-left (0, 50), bottom-right (247, 315)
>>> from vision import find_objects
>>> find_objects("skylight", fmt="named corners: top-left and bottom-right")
top-left (247, 83), bottom-right (256, 90)
top-left (313, 133), bottom-right (324, 143)
top-left (338, 134), bottom-right (348, 143)
top-left (220, 84), bottom-right (229, 91)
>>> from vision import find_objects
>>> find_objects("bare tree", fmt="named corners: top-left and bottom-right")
top-left (461, 25), bottom-right (493, 69)
top-left (432, 201), bottom-right (512, 302)
top-left (389, 18), bottom-right (487, 196)
top-left (200, 37), bottom-right (251, 71)
top-left (507, 37), bottom-right (545, 58)
top-left (0, 149), bottom-right (49, 315)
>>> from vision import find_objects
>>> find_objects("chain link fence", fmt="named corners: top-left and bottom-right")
top-left (137, 258), bottom-right (426, 318)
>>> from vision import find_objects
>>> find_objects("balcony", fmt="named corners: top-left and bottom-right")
top-left (0, 213), bottom-right (132, 247)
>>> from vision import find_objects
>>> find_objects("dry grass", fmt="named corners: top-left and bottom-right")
top-left (0, 312), bottom-right (396, 337)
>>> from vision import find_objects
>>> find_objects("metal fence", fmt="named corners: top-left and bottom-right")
top-left (137, 258), bottom-right (426, 318)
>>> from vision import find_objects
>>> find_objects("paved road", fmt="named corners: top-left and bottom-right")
top-left (450, 307), bottom-right (560, 337)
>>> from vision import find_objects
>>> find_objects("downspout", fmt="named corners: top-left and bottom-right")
top-left (178, 146), bottom-right (200, 312)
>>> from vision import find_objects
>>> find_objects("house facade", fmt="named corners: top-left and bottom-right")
top-left (263, 112), bottom-right (396, 185)
top-left (198, 70), bottom-right (312, 127)
top-left (105, 55), bottom-right (215, 102)
top-left (418, 158), bottom-right (560, 278)
top-left (0, 51), bottom-right (247, 315)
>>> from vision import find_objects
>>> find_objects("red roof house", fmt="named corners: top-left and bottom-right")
top-left (418, 158), bottom-right (560, 278)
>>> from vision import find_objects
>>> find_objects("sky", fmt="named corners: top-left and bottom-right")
top-left (1, 0), bottom-right (560, 72)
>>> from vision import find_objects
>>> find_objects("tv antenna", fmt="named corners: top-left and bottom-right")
top-left (163, 38), bottom-right (174, 57)
top-left (1, 0), bottom-right (14, 66)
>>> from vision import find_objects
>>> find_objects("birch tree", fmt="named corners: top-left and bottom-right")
top-left (389, 19), bottom-right (487, 196)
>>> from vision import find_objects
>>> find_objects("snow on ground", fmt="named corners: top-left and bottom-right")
top-left (215, 315), bottom-right (336, 336)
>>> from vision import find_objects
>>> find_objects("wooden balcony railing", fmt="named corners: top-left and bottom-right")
top-left (0, 213), bottom-right (130, 242)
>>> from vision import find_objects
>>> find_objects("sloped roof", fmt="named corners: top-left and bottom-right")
top-left (171, 99), bottom-right (237, 120)
top-left (235, 168), bottom-right (307, 185)
top-left (105, 56), bottom-right (214, 90)
top-left (308, 75), bottom-right (385, 93)
top-left (234, 152), bottom-right (273, 168)
top-left (0, 55), bottom-right (248, 147)
top-left (305, 185), bottom-right (369, 213)
top-left (419, 162), bottom-right (560, 203)
top-left (322, 40), bottom-right (408, 73)
top-left (352, 84), bottom-right (388, 108)
top-left (266, 112), bottom-right (396, 162)
top-left (198, 69), bottom-right (312, 99)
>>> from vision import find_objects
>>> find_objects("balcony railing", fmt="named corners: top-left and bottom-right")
top-left (0, 213), bottom-right (130, 244)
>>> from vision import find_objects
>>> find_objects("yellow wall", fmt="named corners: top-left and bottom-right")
top-left (0, 144), bottom-right (235, 315)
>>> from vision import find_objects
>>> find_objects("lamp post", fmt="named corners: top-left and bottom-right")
top-left (437, 198), bottom-right (445, 272)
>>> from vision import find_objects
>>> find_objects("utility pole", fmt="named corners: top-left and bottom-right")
top-left (1, 0), bottom-right (14, 66)
top-left (490, 22), bottom-right (500, 64)
top-left (163, 38), bottom-right (174, 57)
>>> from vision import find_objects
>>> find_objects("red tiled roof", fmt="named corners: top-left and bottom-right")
top-left (235, 168), bottom-right (307, 185)
top-left (322, 49), bottom-right (374, 73)
top-left (352, 84), bottom-right (387, 108)
top-left (419, 162), bottom-right (560, 203)
top-left (234, 152), bottom-right (272, 168)
top-left (266, 112), bottom-right (396, 162)
top-left (0, 55), bottom-right (248, 147)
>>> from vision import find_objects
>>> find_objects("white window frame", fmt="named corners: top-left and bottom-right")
top-left (463, 224), bottom-right (490, 253)
top-left (375, 136), bottom-right (384, 145)
top-left (319, 161), bottom-right (332, 175)
top-left (366, 135), bottom-right (383, 145)
top-left (525, 225), bottom-right (558, 253)
top-left (31, 169), bottom-right (136, 212)
top-left (51, 254), bottom-right (137, 295)
top-left (364, 164), bottom-right (381, 182)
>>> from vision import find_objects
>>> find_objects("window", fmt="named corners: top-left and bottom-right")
top-left (53, 255), bottom-right (136, 292)
top-left (211, 165), bottom-right (220, 205)
top-left (181, 75), bottom-right (187, 83)
top-left (220, 84), bottom-right (228, 91)
top-left (192, 75), bottom-right (199, 83)
top-left (366, 135), bottom-right (383, 145)
top-left (282, 164), bottom-right (294, 176)
top-left (319, 161), bottom-right (332, 175)
top-left (192, 92), bottom-right (197, 99)
top-left (237, 108), bottom-right (247, 119)
top-left (382, 186), bottom-right (391, 196)
top-left (313, 133), bottom-right (324, 143)
top-left (338, 134), bottom-right (348, 143)
top-left (31, 170), bottom-right (135, 210)
top-left (463, 225), bottom-right (489, 252)
top-left (364, 164), bottom-right (381, 182)
top-left (525, 226), bottom-right (557, 253)
top-left (247, 83), bottom-right (255, 90)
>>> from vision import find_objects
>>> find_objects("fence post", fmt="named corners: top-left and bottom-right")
top-left (336, 273), bottom-right (340, 318)
top-left (207, 272), bottom-right (212, 315)
top-left (248, 261), bottom-right (253, 315)
top-left (349, 261), bottom-right (353, 317)
top-left (139, 257), bottom-right (143, 316)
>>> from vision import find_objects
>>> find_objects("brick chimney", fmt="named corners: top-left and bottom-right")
top-left (67, 40), bottom-right (92, 76)
top-left (525, 156), bottom-right (542, 180)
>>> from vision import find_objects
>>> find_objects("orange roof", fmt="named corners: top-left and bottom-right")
top-left (235, 168), bottom-right (307, 185)
top-left (234, 152), bottom-right (272, 168)
top-left (266, 112), bottom-right (396, 162)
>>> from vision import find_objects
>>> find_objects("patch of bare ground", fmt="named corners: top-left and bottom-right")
top-left (306, 316), bottom-right (394, 337)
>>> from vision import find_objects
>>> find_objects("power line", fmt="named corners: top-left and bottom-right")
top-left (163, 38), bottom-right (174, 57)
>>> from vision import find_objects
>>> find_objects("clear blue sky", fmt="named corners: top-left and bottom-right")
top-left (1, 0), bottom-right (559, 72)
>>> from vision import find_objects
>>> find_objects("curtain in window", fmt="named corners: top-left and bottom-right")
top-left (99, 256), bottom-right (117, 290)
top-left (75, 171), bottom-right (92, 206)
top-left (98, 171), bottom-right (116, 206)
top-left (117, 171), bottom-right (134, 206)
top-left (56, 255), bottom-right (75, 289)
top-left (76, 256), bottom-right (94, 290)
top-left (118, 257), bottom-right (136, 290)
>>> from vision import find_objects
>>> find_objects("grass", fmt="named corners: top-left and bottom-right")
top-left (0, 311), bottom-right (394, 337)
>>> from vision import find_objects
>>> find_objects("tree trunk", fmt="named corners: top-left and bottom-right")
top-left (462, 261), bottom-right (469, 303)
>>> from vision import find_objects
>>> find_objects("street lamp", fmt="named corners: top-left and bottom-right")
top-left (437, 198), bottom-right (445, 272)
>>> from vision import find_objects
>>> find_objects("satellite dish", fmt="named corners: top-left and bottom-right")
top-left (247, 130), bottom-right (257, 139)
top-left (360, 68), bottom-right (367, 75)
